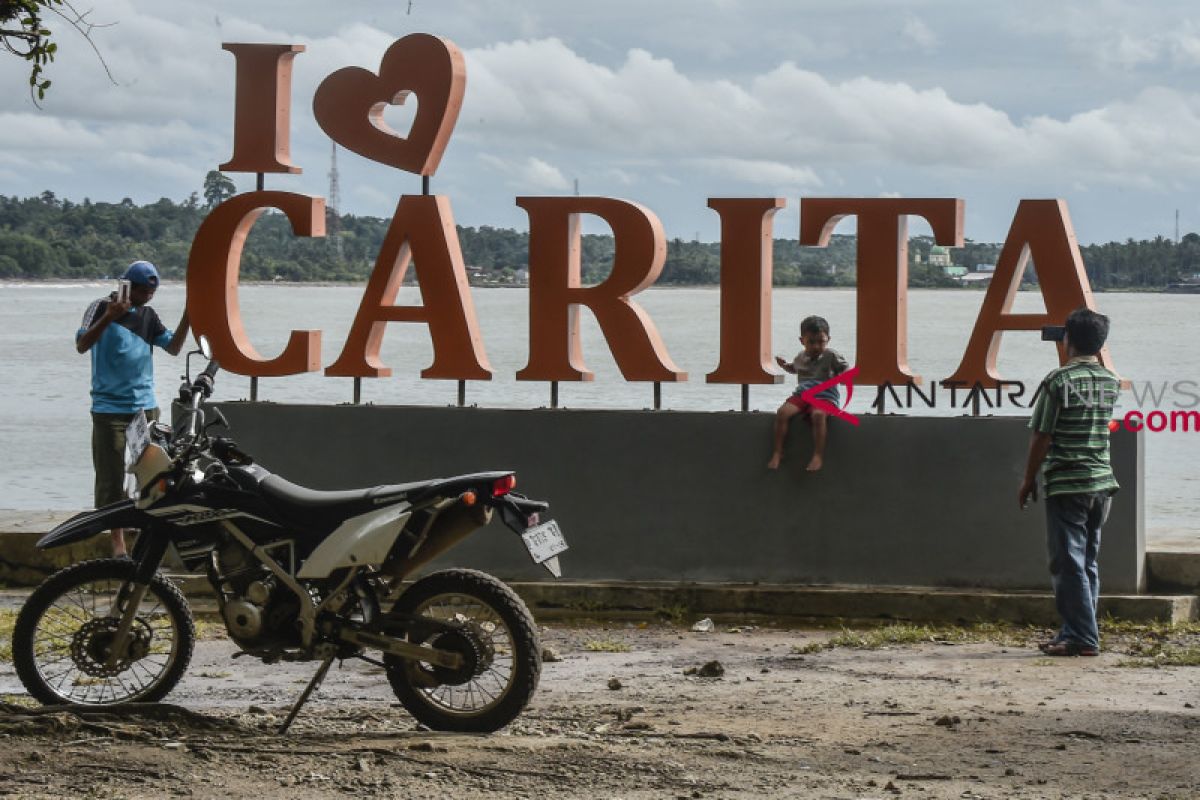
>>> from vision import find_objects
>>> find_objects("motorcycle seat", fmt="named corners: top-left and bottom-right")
top-left (259, 473), bottom-right (434, 520)
top-left (228, 465), bottom-right (516, 532)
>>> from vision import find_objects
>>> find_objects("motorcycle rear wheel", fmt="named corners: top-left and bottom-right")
top-left (385, 568), bottom-right (541, 732)
top-left (12, 559), bottom-right (195, 706)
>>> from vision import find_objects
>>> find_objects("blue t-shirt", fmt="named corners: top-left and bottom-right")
top-left (78, 296), bottom-right (175, 414)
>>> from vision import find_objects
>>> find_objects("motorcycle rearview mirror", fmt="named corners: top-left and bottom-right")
top-left (184, 336), bottom-right (214, 384)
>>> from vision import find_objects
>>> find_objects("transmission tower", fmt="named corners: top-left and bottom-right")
top-left (328, 141), bottom-right (344, 261)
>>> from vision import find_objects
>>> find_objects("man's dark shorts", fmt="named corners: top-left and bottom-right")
top-left (91, 408), bottom-right (159, 508)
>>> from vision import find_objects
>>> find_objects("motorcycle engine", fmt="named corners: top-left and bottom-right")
top-left (217, 540), bottom-right (300, 648)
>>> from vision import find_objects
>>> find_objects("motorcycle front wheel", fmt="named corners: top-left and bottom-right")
top-left (12, 558), bottom-right (196, 706)
top-left (385, 568), bottom-right (541, 732)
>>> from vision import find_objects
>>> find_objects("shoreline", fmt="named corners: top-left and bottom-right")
top-left (0, 278), bottom-right (1183, 293)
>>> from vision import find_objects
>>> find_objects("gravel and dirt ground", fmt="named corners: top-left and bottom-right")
top-left (1, 618), bottom-right (1199, 799)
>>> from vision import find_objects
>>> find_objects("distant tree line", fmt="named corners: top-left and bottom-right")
top-left (0, 187), bottom-right (1195, 290)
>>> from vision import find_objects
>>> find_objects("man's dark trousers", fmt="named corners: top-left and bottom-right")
top-left (1045, 492), bottom-right (1111, 650)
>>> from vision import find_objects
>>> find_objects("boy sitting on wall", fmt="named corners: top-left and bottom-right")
top-left (767, 315), bottom-right (849, 472)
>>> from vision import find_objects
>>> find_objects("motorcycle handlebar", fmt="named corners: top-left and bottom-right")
top-left (192, 359), bottom-right (220, 398)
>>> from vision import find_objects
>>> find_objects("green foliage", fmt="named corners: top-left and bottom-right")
top-left (1108, 617), bottom-right (1200, 667)
top-left (654, 603), bottom-right (690, 625)
top-left (202, 171), bottom-right (237, 210)
top-left (0, 189), bottom-right (1193, 289)
top-left (1, 0), bottom-right (116, 104)
top-left (1080, 234), bottom-right (1200, 289)
top-left (0, 0), bottom-right (61, 100)
top-left (1119, 647), bottom-right (1200, 668)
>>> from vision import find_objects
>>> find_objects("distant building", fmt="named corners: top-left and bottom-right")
top-left (928, 246), bottom-right (952, 267)
top-left (976, 263), bottom-right (997, 273)
top-left (944, 265), bottom-right (968, 278)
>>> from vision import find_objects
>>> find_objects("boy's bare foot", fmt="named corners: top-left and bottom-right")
top-left (766, 453), bottom-right (782, 470)
top-left (806, 455), bottom-right (823, 471)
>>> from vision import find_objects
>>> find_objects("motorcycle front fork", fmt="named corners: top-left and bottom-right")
top-left (106, 532), bottom-right (171, 670)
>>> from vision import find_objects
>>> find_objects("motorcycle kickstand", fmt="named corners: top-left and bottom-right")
top-left (278, 653), bottom-right (336, 735)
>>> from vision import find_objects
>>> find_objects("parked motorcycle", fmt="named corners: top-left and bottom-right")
top-left (11, 338), bottom-right (568, 732)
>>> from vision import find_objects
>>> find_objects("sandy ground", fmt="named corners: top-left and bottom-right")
top-left (1, 620), bottom-right (1199, 799)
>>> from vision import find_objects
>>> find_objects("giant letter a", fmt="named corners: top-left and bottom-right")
top-left (325, 195), bottom-right (491, 380)
top-left (945, 199), bottom-right (1119, 387)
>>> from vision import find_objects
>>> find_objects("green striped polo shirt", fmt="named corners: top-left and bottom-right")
top-left (1028, 357), bottom-right (1121, 497)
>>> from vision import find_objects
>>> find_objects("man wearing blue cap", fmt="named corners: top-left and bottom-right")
top-left (76, 261), bottom-right (190, 557)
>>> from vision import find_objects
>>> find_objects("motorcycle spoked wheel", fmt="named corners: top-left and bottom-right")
top-left (12, 559), bottom-right (195, 706)
top-left (384, 568), bottom-right (541, 732)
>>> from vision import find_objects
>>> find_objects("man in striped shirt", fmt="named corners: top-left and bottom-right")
top-left (1019, 307), bottom-right (1120, 657)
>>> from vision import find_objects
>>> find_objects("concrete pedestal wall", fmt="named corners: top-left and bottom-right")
top-left (213, 403), bottom-right (1145, 592)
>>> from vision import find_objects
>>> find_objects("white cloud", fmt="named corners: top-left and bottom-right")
top-left (459, 39), bottom-right (1200, 193)
top-left (0, 114), bottom-right (106, 151)
top-left (0, 112), bottom-right (220, 187)
top-left (901, 17), bottom-right (938, 51)
top-left (465, 39), bottom-right (1000, 167)
top-left (1015, 6), bottom-right (1200, 71)
top-left (1023, 87), bottom-right (1200, 183)
top-left (5, 1), bottom-right (1200, 242)
top-left (521, 157), bottom-right (571, 191)
top-left (478, 153), bottom-right (571, 191)
top-left (603, 168), bottom-right (637, 186)
top-left (690, 157), bottom-right (822, 189)
top-left (0, 152), bottom-right (72, 174)
top-left (352, 184), bottom-right (399, 212)
top-left (1109, 32), bottom-right (1162, 68)
top-left (108, 152), bottom-right (198, 183)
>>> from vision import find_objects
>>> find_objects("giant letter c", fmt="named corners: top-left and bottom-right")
top-left (186, 191), bottom-right (324, 376)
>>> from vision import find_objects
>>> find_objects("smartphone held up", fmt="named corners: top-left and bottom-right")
top-left (1041, 325), bottom-right (1066, 342)
top-left (116, 279), bottom-right (131, 305)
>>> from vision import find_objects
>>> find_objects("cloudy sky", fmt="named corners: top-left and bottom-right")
top-left (3, 0), bottom-right (1200, 244)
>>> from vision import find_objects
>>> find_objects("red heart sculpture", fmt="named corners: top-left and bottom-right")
top-left (313, 33), bottom-right (465, 177)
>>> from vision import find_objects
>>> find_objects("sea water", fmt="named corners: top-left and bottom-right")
top-left (1, 282), bottom-right (1195, 543)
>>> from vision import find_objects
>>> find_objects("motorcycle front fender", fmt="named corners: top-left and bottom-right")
top-left (37, 500), bottom-right (151, 549)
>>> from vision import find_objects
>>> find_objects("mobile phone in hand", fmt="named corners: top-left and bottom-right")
top-left (117, 279), bottom-right (131, 304)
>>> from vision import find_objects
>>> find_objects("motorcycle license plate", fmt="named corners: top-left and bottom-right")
top-left (521, 519), bottom-right (568, 564)
top-left (124, 411), bottom-right (150, 471)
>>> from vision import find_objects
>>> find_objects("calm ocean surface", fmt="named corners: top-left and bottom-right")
top-left (1, 282), bottom-right (1196, 542)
